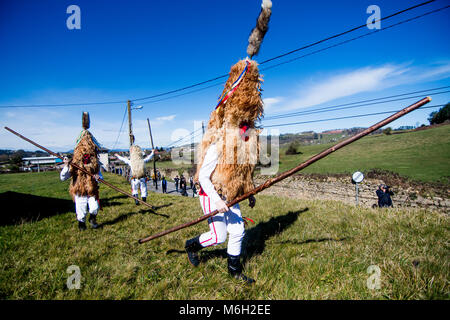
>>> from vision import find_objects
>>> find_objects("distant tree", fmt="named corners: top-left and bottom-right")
top-left (428, 103), bottom-right (450, 125)
top-left (382, 127), bottom-right (392, 135)
top-left (10, 149), bottom-right (25, 165)
top-left (428, 111), bottom-right (437, 124)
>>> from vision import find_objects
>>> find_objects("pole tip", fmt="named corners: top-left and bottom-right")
top-left (426, 96), bottom-right (432, 101)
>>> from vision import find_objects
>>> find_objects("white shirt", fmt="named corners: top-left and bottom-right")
top-left (116, 150), bottom-right (155, 166)
top-left (198, 144), bottom-right (222, 203)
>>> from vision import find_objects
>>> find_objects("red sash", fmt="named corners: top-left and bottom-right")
top-left (199, 186), bottom-right (208, 196)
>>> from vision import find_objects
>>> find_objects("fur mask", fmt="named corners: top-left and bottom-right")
top-left (69, 128), bottom-right (100, 198)
top-left (195, 59), bottom-right (264, 201)
top-left (129, 145), bottom-right (145, 179)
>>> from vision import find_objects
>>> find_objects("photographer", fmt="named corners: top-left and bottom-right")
top-left (376, 184), bottom-right (394, 208)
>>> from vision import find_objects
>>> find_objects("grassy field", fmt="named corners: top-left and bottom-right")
top-left (275, 124), bottom-right (450, 184)
top-left (0, 172), bottom-right (448, 299)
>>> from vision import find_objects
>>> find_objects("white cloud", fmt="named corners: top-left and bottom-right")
top-left (155, 114), bottom-right (176, 121)
top-left (281, 65), bottom-right (402, 111)
top-left (274, 62), bottom-right (450, 112)
top-left (263, 97), bottom-right (284, 112)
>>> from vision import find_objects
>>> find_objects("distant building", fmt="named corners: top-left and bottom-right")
top-left (22, 156), bottom-right (62, 172)
top-left (22, 156), bottom-right (62, 165)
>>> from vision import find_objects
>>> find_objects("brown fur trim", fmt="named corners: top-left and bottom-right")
top-left (247, 1), bottom-right (272, 58)
top-left (195, 59), bottom-right (264, 201)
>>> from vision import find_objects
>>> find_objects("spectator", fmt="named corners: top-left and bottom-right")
top-left (152, 172), bottom-right (157, 187)
top-left (180, 175), bottom-right (188, 196)
top-left (180, 175), bottom-right (186, 193)
top-left (189, 176), bottom-right (194, 190)
top-left (376, 184), bottom-right (394, 208)
top-left (161, 176), bottom-right (167, 194)
top-left (174, 175), bottom-right (180, 192)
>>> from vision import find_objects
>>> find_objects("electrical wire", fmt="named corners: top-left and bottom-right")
top-left (262, 104), bottom-right (445, 128)
top-left (110, 105), bottom-right (128, 150)
top-left (263, 88), bottom-right (450, 121)
top-left (0, 0), bottom-right (441, 109)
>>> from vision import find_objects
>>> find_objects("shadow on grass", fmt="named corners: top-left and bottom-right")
top-left (0, 191), bottom-right (74, 226)
top-left (274, 237), bottom-right (348, 245)
top-left (165, 208), bottom-right (310, 263)
top-left (241, 208), bottom-right (309, 264)
top-left (97, 203), bottom-right (172, 228)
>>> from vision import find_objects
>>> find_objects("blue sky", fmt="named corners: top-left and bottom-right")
top-left (0, 0), bottom-right (449, 151)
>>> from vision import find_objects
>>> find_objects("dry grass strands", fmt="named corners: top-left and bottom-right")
top-left (129, 145), bottom-right (145, 179)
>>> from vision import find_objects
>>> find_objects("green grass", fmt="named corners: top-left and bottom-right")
top-left (276, 125), bottom-right (450, 183)
top-left (0, 172), bottom-right (448, 299)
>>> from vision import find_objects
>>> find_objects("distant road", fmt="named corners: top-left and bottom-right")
top-left (147, 180), bottom-right (197, 198)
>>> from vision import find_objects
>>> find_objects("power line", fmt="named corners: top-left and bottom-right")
top-left (166, 103), bottom-right (446, 147)
top-left (262, 104), bottom-right (445, 128)
top-left (263, 87), bottom-right (450, 121)
top-left (259, 0), bottom-right (437, 65)
top-left (130, 0), bottom-right (440, 104)
top-left (138, 81), bottom-right (223, 106)
top-left (0, 99), bottom-right (127, 109)
top-left (170, 131), bottom-right (204, 149)
top-left (164, 127), bottom-right (203, 149)
top-left (1, 0), bottom-right (440, 109)
top-left (260, 5), bottom-right (450, 73)
top-left (110, 105), bottom-right (128, 150)
top-left (139, 4), bottom-right (450, 108)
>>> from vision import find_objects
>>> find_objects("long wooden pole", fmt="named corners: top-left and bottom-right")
top-left (147, 118), bottom-right (158, 190)
top-left (138, 97), bottom-right (431, 243)
top-left (127, 100), bottom-right (134, 147)
top-left (4, 127), bottom-right (156, 210)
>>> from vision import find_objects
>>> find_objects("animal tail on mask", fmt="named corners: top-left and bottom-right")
top-left (247, 0), bottom-right (272, 58)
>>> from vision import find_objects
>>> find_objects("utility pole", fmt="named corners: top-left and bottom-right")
top-left (127, 100), bottom-right (134, 147)
top-left (147, 118), bottom-right (158, 190)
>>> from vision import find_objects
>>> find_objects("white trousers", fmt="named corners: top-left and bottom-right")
top-left (131, 178), bottom-right (147, 198)
top-left (74, 195), bottom-right (99, 222)
top-left (198, 195), bottom-right (245, 256)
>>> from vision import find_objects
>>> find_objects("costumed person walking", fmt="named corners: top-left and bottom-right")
top-left (184, 0), bottom-right (272, 285)
top-left (115, 146), bottom-right (155, 205)
top-left (60, 112), bottom-right (103, 231)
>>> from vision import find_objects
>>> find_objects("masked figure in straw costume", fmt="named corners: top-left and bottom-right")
top-left (184, 0), bottom-right (272, 284)
top-left (115, 144), bottom-right (155, 205)
top-left (60, 112), bottom-right (103, 230)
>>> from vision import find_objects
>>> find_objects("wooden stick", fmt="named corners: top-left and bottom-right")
top-left (4, 127), bottom-right (156, 210)
top-left (138, 97), bottom-right (431, 243)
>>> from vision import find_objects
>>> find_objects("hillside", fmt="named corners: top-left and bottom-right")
top-left (0, 172), bottom-right (448, 299)
top-left (275, 124), bottom-right (450, 184)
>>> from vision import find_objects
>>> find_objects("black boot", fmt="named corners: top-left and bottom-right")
top-left (227, 254), bottom-right (255, 284)
top-left (142, 197), bottom-right (146, 203)
top-left (78, 221), bottom-right (87, 231)
top-left (89, 214), bottom-right (98, 229)
top-left (185, 236), bottom-right (203, 267)
top-left (135, 198), bottom-right (139, 205)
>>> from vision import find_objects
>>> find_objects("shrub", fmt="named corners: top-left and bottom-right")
top-left (285, 143), bottom-right (299, 155)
